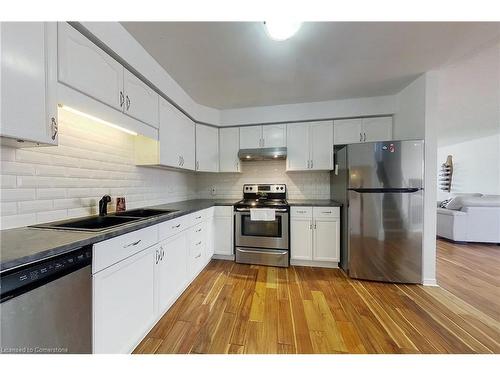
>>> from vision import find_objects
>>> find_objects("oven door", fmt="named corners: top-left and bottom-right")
top-left (234, 208), bottom-right (289, 249)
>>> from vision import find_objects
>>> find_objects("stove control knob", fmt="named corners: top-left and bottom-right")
top-left (249, 187), bottom-right (253, 190)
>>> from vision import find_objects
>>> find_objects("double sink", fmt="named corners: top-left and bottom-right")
top-left (31, 208), bottom-right (178, 232)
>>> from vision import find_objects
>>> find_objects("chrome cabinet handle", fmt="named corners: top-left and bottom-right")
top-left (119, 91), bottom-right (124, 108)
top-left (123, 239), bottom-right (141, 248)
top-left (196, 161), bottom-right (199, 170)
top-left (50, 117), bottom-right (58, 140)
top-left (195, 216), bottom-right (202, 219)
top-left (155, 250), bottom-right (159, 264)
top-left (196, 241), bottom-right (202, 246)
top-left (195, 253), bottom-right (202, 259)
top-left (262, 138), bottom-right (265, 147)
top-left (178, 155), bottom-right (182, 166)
top-left (322, 211), bottom-right (332, 214)
top-left (196, 228), bottom-right (202, 232)
top-left (296, 210), bottom-right (306, 214)
top-left (162, 249), bottom-right (165, 260)
top-left (311, 160), bottom-right (313, 169)
top-left (181, 156), bottom-right (184, 166)
top-left (126, 95), bottom-right (130, 110)
top-left (360, 133), bottom-right (363, 142)
top-left (172, 223), bottom-right (181, 229)
top-left (363, 132), bottom-right (366, 142)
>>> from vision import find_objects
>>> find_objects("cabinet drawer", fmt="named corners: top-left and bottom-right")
top-left (158, 215), bottom-right (189, 240)
top-left (190, 210), bottom-right (206, 225)
top-left (291, 206), bottom-right (313, 218)
top-left (93, 225), bottom-right (158, 274)
top-left (313, 207), bottom-right (340, 219)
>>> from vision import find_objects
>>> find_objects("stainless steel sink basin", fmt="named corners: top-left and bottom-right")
top-left (31, 215), bottom-right (140, 232)
top-left (113, 208), bottom-right (177, 218)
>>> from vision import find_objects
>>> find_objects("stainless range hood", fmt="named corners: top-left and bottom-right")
top-left (238, 147), bottom-right (287, 161)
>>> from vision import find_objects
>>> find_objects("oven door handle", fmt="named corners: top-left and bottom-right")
top-left (237, 248), bottom-right (289, 256)
top-left (235, 208), bottom-right (288, 212)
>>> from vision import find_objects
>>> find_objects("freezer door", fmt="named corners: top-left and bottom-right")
top-left (348, 140), bottom-right (424, 189)
top-left (348, 190), bottom-right (423, 283)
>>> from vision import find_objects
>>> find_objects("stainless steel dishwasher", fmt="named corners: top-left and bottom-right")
top-left (0, 246), bottom-right (92, 354)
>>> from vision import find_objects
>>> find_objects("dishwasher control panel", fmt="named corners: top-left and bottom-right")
top-left (0, 246), bottom-right (92, 302)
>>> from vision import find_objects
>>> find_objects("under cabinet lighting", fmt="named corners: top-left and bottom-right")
top-left (264, 21), bottom-right (302, 41)
top-left (59, 105), bottom-right (138, 136)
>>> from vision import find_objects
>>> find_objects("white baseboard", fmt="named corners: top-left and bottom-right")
top-left (423, 278), bottom-right (438, 286)
top-left (291, 259), bottom-right (339, 269)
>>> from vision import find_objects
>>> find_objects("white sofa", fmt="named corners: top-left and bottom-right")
top-left (437, 194), bottom-right (500, 243)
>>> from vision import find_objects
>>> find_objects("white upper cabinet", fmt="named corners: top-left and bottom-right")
top-left (239, 124), bottom-right (286, 149)
top-left (123, 69), bottom-right (159, 127)
top-left (58, 22), bottom-right (124, 111)
top-left (286, 123), bottom-right (310, 171)
top-left (334, 117), bottom-right (393, 145)
top-left (158, 98), bottom-right (195, 170)
top-left (239, 126), bottom-right (262, 149)
top-left (1, 22), bottom-right (58, 146)
top-left (262, 124), bottom-right (286, 148)
top-left (333, 119), bottom-right (363, 145)
top-left (362, 117), bottom-right (393, 142)
top-left (219, 127), bottom-right (240, 172)
top-left (286, 121), bottom-right (333, 171)
top-left (196, 124), bottom-right (219, 172)
top-left (310, 121), bottom-right (334, 170)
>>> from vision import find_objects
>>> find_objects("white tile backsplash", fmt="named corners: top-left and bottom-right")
top-left (196, 160), bottom-right (330, 200)
top-left (0, 110), bottom-right (330, 230)
top-left (0, 110), bottom-right (197, 230)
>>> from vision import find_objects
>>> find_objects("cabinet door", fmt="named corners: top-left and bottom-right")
top-left (123, 69), bottom-right (159, 127)
top-left (179, 115), bottom-right (196, 170)
top-left (1, 22), bottom-right (57, 145)
top-left (286, 123), bottom-right (310, 171)
top-left (239, 126), bottom-right (262, 149)
top-left (290, 218), bottom-right (313, 260)
top-left (58, 22), bottom-right (124, 111)
top-left (219, 127), bottom-right (240, 172)
top-left (93, 246), bottom-right (156, 354)
top-left (159, 98), bottom-right (182, 168)
top-left (262, 124), bottom-right (286, 148)
top-left (313, 219), bottom-right (340, 262)
top-left (333, 119), bottom-right (363, 145)
top-left (196, 124), bottom-right (219, 172)
top-left (206, 215), bottom-right (215, 260)
top-left (362, 117), bottom-right (393, 142)
top-left (214, 216), bottom-right (233, 256)
top-left (310, 121), bottom-right (334, 170)
top-left (157, 233), bottom-right (188, 314)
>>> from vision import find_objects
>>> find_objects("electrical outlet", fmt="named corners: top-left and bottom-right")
top-left (210, 186), bottom-right (216, 196)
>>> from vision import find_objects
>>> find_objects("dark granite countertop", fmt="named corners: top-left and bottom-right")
top-left (0, 199), bottom-right (237, 273)
top-left (288, 199), bottom-right (342, 207)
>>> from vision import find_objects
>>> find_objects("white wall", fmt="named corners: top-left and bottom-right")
top-left (394, 75), bottom-right (426, 140)
top-left (220, 95), bottom-right (396, 126)
top-left (0, 109), bottom-right (197, 230)
top-left (197, 160), bottom-right (330, 200)
top-left (435, 42), bottom-right (500, 200)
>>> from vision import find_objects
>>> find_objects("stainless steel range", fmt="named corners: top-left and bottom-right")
top-left (234, 184), bottom-right (289, 267)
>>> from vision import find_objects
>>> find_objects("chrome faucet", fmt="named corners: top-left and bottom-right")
top-left (98, 195), bottom-right (111, 216)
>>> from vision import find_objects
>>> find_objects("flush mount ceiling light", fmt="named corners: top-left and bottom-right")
top-left (264, 21), bottom-right (302, 41)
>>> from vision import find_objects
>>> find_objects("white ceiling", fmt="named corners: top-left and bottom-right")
top-left (121, 22), bottom-right (500, 109)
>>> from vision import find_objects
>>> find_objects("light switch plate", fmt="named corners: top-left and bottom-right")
top-left (210, 186), bottom-right (216, 196)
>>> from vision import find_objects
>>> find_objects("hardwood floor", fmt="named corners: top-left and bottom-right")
top-left (134, 240), bottom-right (500, 354)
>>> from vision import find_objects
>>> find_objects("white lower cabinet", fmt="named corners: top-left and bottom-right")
top-left (213, 206), bottom-right (234, 257)
top-left (92, 206), bottom-right (230, 353)
top-left (290, 206), bottom-right (340, 266)
top-left (156, 232), bottom-right (188, 314)
top-left (93, 245), bottom-right (157, 354)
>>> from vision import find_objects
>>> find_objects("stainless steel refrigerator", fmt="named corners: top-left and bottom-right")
top-left (331, 140), bottom-right (424, 283)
